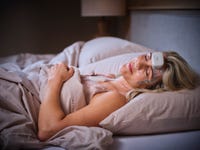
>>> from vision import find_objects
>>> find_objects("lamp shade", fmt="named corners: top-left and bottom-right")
top-left (81, 0), bottom-right (126, 17)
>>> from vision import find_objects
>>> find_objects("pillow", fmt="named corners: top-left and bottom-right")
top-left (79, 52), bottom-right (147, 75)
top-left (100, 86), bottom-right (200, 135)
top-left (78, 36), bottom-right (151, 67)
top-left (79, 50), bottom-right (200, 135)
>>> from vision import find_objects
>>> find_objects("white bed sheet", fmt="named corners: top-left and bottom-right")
top-left (108, 130), bottom-right (200, 150)
top-left (42, 130), bottom-right (200, 150)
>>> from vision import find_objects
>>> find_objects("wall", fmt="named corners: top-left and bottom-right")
top-left (0, 0), bottom-right (124, 57)
top-left (3, 0), bottom-right (199, 73)
top-left (129, 10), bottom-right (200, 73)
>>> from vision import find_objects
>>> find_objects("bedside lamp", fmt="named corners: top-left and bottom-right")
top-left (81, 0), bottom-right (126, 37)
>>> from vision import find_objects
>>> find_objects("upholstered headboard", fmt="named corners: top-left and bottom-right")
top-left (127, 1), bottom-right (200, 73)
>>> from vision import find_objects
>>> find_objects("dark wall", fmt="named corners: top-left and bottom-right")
top-left (0, 0), bottom-right (128, 57)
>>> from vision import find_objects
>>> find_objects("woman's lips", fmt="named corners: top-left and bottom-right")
top-left (128, 63), bottom-right (133, 73)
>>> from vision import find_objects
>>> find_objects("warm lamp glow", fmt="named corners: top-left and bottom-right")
top-left (81, 0), bottom-right (126, 37)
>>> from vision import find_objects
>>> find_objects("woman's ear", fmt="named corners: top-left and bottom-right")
top-left (148, 78), bottom-right (163, 90)
top-left (137, 80), bottom-right (151, 89)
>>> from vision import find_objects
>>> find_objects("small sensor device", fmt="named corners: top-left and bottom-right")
top-left (152, 52), bottom-right (164, 69)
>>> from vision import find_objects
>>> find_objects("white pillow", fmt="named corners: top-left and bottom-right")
top-left (78, 37), bottom-right (151, 67)
top-left (100, 86), bottom-right (200, 135)
top-left (79, 51), bottom-right (200, 135)
top-left (79, 52), bottom-right (146, 75)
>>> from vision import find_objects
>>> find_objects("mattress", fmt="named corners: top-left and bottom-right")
top-left (108, 130), bottom-right (200, 150)
top-left (42, 130), bottom-right (200, 150)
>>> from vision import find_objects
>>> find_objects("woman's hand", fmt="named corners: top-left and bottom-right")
top-left (48, 63), bottom-right (74, 84)
top-left (38, 62), bottom-right (74, 141)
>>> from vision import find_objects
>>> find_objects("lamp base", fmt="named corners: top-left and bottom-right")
top-left (95, 17), bottom-right (109, 37)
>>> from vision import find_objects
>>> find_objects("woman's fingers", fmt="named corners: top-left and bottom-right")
top-left (65, 67), bottom-right (74, 81)
top-left (48, 63), bottom-right (74, 82)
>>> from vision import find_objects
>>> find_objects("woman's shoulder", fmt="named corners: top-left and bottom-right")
top-left (91, 90), bottom-right (127, 105)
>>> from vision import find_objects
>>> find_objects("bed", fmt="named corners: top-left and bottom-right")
top-left (0, 37), bottom-right (200, 150)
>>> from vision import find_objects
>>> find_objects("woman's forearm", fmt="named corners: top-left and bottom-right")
top-left (38, 63), bottom-right (74, 141)
top-left (38, 79), bottom-right (65, 141)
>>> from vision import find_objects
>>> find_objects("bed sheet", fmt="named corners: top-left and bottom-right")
top-left (41, 130), bottom-right (200, 150)
top-left (109, 130), bottom-right (200, 150)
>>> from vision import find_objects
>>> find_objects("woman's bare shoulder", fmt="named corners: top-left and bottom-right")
top-left (91, 91), bottom-right (127, 105)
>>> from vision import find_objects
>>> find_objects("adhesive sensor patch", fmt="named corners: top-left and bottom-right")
top-left (152, 52), bottom-right (164, 69)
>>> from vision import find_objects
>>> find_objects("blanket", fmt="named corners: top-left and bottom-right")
top-left (0, 42), bottom-right (113, 150)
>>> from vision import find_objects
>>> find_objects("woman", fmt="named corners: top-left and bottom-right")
top-left (38, 51), bottom-right (198, 141)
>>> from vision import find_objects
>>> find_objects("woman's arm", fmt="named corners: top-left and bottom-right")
top-left (38, 63), bottom-right (127, 141)
top-left (38, 63), bottom-right (74, 141)
top-left (38, 91), bottom-right (126, 141)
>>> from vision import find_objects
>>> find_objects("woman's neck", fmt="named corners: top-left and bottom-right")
top-left (110, 76), bottom-right (133, 95)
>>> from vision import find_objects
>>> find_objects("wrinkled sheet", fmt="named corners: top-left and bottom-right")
top-left (0, 42), bottom-right (113, 150)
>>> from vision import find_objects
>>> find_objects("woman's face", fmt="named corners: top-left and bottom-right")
top-left (120, 53), bottom-right (162, 88)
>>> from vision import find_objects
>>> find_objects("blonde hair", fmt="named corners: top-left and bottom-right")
top-left (127, 51), bottom-right (199, 100)
top-left (163, 51), bottom-right (198, 90)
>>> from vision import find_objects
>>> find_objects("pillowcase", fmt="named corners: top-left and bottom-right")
top-left (79, 51), bottom-right (200, 135)
top-left (78, 36), bottom-right (151, 67)
top-left (79, 52), bottom-right (146, 75)
top-left (100, 86), bottom-right (200, 135)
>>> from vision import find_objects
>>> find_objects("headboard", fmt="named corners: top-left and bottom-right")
top-left (127, 1), bottom-right (200, 73)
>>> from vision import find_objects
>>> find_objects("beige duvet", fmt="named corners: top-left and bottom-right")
top-left (0, 42), bottom-right (113, 150)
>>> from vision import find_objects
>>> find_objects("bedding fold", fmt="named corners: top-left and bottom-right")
top-left (0, 41), bottom-right (113, 150)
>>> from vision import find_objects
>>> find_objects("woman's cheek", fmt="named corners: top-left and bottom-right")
top-left (119, 64), bottom-right (127, 75)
